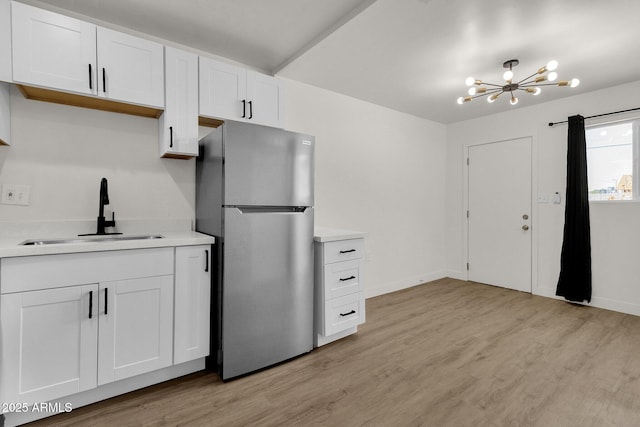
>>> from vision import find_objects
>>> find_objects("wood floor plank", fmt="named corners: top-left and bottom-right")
top-left (27, 279), bottom-right (640, 426)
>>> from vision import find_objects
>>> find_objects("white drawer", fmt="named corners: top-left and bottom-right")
top-left (323, 259), bottom-right (361, 300)
top-left (323, 238), bottom-right (364, 264)
top-left (0, 248), bottom-right (174, 294)
top-left (322, 292), bottom-right (365, 336)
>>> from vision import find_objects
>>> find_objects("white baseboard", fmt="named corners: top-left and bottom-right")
top-left (446, 270), bottom-right (466, 281)
top-left (3, 359), bottom-right (205, 427)
top-left (535, 285), bottom-right (640, 317)
top-left (365, 270), bottom-right (445, 299)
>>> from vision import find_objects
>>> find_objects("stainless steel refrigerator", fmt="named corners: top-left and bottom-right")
top-left (196, 120), bottom-right (315, 380)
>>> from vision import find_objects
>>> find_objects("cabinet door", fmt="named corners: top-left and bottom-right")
top-left (0, 81), bottom-right (9, 146)
top-left (96, 27), bottom-right (164, 107)
top-left (1, 0), bottom-right (11, 82)
top-left (199, 56), bottom-right (246, 121)
top-left (0, 285), bottom-right (98, 404)
top-left (160, 47), bottom-right (198, 158)
top-left (174, 245), bottom-right (211, 364)
top-left (97, 275), bottom-right (173, 385)
top-left (246, 70), bottom-right (283, 128)
top-left (11, 2), bottom-right (96, 95)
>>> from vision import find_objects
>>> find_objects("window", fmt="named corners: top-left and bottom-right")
top-left (586, 119), bottom-right (640, 201)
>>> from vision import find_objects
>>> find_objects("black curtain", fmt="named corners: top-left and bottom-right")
top-left (556, 115), bottom-right (592, 302)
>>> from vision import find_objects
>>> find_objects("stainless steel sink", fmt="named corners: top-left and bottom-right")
top-left (20, 234), bottom-right (164, 246)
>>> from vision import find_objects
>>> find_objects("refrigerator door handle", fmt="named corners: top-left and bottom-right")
top-left (233, 206), bottom-right (309, 214)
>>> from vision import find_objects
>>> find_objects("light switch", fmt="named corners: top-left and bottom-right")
top-left (1, 184), bottom-right (31, 206)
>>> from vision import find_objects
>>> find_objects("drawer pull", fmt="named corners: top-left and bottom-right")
top-left (340, 310), bottom-right (356, 317)
top-left (89, 290), bottom-right (93, 319)
top-left (339, 249), bottom-right (356, 254)
top-left (339, 275), bottom-right (356, 282)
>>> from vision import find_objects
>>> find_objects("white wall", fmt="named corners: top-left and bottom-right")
top-left (0, 78), bottom-right (448, 300)
top-left (283, 79), bottom-right (447, 298)
top-left (446, 80), bottom-right (640, 315)
top-left (0, 85), bottom-right (195, 222)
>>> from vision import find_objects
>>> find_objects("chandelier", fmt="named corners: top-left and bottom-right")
top-left (457, 59), bottom-right (580, 106)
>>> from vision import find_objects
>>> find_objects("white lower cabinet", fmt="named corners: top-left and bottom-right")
top-left (174, 245), bottom-right (211, 364)
top-left (0, 246), bottom-right (210, 409)
top-left (1, 285), bottom-right (98, 404)
top-left (97, 276), bottom-right (174, 385)
top-left (314, 233), bottom-right (366, 347)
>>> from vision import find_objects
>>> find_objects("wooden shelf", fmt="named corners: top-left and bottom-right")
top-left (17, 85), bottom-right (163, 119)
top-left (198, 116), bottom-right (224, 128)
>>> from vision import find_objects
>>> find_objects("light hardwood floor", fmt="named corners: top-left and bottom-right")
top-left (29, 278), bottom-right (640, 426)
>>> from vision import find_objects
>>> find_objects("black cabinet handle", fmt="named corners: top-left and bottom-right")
top-left (205, 249), bottom-right (209, 272)
top-left (241, 99), bottom-right (246, 118)
top-left (102, 68), bottom-right (106, 93)
top-left (339, 275), bottom-right (356, 282)
top-left (104, 288), bottom-right (108, 315)
top-left (339, 249), bottom-right (356, 254)
top-left (88, 64), bottom-right (92, 90)
top-left (339, 310), bottom-right (356, 317)
top-left (248, 101), bottom-right (253, 119)
top-left (89, 290), bottom-right (93, 319)
top-left (169, 126), bottom-right (173, 148)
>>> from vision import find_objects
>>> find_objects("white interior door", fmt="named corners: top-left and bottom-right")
top-left (468, 137), bottom-right (532, 292)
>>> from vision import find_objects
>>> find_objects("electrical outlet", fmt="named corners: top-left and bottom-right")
top-left (1, 184), bottom-right (31, 206)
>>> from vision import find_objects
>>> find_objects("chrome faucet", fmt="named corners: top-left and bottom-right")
top-left (96, 177), bottom-right (118, 235)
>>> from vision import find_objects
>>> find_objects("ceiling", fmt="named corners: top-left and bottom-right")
top-left (24, 0), bottom-right (640, 124)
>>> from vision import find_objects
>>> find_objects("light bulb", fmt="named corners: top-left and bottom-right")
top-left (503, 70), bottom-right (514, 81)
top-left (487, 93), bottom-right (500, 103)
top-left (457, 97), bottom-right (464, 105)
top-left (533, 87), bottom-right (541, 95)
top-left (546, 60), bottom-right (558, 71)
top-left (548, 72), bottom-right (558, 82)
top-left (468, 87), bottom-right (476, 96)
top-left (510, 96), bottom-right (518, 105)
top-left (570, 78), bottom-right (580, 88)
top-left (465, 77), bottom-right (475, 86)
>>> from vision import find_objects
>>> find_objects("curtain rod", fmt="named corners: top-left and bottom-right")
top-left (548, 107), bottom-right (640, 127)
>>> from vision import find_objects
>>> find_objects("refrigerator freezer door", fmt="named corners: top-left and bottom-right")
top-left (221, 206), bottom-right (314, 379)
top-left (223, 121), bottom-right (314, 207)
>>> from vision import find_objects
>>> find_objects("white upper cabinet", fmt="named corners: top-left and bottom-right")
top-left (1, 0), bottom-right (12, 82)
top-left (96, 27), bottom-right (164, 108)
top-left (160, 46), bottom-right (199, 158)
top-left (0, 82), bottom-right (9, 146)
top-left (199, 57), bottom-right (246, 122)
top-left (199, 56), bottom-right (283, 128)
top-left (11, 2), bottom-right (164, 109)
top-left (246, 70), bottom-right (284, 128)
top-left (12, 2), bottom-right (96, 95)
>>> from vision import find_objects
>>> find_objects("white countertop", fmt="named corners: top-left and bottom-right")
top-left (314, 227), bottom-right (367, 243)
top-left (0, 219), bottom-right (215, 258)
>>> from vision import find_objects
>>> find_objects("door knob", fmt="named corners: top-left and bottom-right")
top-left (522, 225), bottom-right (530, 231)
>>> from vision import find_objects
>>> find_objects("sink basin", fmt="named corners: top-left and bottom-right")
top-left (20, 234), bottom-right (164, 246)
